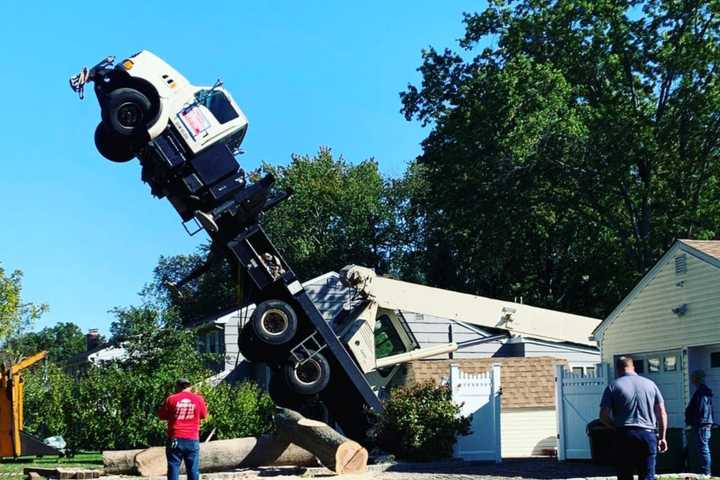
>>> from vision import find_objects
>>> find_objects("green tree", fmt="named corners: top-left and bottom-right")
top-left (6, 322), bottom-right (92, 363)
top-left (0, 264), bottom-right (47, 344)
top-left (401, 0), bottom-right (720, 316)
top-left (144, 250), bottom-right (237, 326)
top-left (263, 147), bottom-right (403, 281)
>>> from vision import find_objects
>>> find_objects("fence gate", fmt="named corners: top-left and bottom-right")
top-left (555, 364), bottom-right (610, 460)
top-left (450, 363), bottom-right (501, 462)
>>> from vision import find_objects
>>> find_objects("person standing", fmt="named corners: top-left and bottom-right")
top-left (685, 370), bottom-right (714, 476)
top-left (599, 356), bottom-right (669, 480)
top-left (159, 378), bottom-right (208, 480)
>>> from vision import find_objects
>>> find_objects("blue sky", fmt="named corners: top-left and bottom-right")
top-left (0, 1), bottom-right (484, 336)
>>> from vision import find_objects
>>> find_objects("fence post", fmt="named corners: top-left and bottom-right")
top-left (492, 363), bottom-right (502, 463)
top-left (449, 363), bottom-right (460, 399)
top-left (555, 364), bottom-right (566, 461)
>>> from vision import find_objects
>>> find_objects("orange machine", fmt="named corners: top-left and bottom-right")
top-left (0, 351), bottom-right (61, 457)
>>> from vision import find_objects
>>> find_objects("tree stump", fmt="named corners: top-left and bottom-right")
top-left (274, 407), bottom-right (368, 474)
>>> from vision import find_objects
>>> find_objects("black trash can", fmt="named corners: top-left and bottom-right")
top-left (587, 419), bottom-right (616, 465)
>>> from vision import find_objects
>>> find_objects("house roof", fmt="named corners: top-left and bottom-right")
top-left (406, 357), bottom-right (567, 409)
top-left (592, 239), bottom-right (720, 340)
top-left (679, 240), bottom-right (720, 260)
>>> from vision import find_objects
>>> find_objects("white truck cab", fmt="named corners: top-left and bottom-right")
top-left (71, 50), bottom-right (248, 162)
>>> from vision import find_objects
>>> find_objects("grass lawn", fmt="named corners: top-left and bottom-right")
top-left (0, 453), bottom-right (103, 474)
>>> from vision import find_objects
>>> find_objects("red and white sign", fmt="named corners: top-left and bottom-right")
top-left (180, 106), bottom-right (211, 136)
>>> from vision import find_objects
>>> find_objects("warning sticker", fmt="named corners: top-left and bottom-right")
top-left (180, 106), bottom-right (211, 137)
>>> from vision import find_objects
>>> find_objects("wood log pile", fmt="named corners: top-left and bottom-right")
top-left (102, 407), bottom-right (368, 476)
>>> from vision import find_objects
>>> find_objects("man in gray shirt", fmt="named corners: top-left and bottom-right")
top-left (599, 356), bottom-right (668, 480)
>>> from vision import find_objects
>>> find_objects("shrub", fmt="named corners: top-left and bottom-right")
top-left (371, 382), bottom-right (471, 461)
top-left (199, 381), bottom-right (274, 439)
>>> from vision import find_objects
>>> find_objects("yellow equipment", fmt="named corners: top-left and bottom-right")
top-left (0, 351), bottom-right (61, 457)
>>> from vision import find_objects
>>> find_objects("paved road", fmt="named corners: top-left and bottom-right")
top-left (104, 458), bottom-right (714, 480)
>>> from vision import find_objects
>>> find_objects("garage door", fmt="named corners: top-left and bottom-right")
top-left (616, 351), bottom-right (683, 428)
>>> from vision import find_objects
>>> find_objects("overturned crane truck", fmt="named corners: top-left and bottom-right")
top-left (70, 51), bottom-right (463, 440)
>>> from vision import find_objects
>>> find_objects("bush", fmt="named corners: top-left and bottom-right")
top-left (24, 363), bottom-right (275, 451)
top-left (371, 382), bottom-right (471, 461)
top-left (199, 381), bottom-right (274, 440)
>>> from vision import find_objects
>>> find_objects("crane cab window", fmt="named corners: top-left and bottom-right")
top-left (196, 90), bottom-right (239, 124)
top-left (374, 314), bottom-right (406, 359)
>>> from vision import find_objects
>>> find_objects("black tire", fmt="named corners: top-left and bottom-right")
top-left (102, 88), bottom-right (152, 136)
top-left (251, 300), bottom-right (298, 346)
top-left (284, 352), bottom-right (331, 396)
top-left (238, 325), bottom-right (263, 363)
top-left (94, 123), bottom-right (135, 162)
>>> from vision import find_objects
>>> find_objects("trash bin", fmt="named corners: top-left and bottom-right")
top-left (587, 419), bottom-right (616, 465)
top-left (655, 428), bottom-right (684, 473)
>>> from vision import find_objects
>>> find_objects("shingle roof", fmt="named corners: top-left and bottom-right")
top-left (680, 240), bottom-right (720, 260)
top-left (406, 357), bottom-right (568, 409)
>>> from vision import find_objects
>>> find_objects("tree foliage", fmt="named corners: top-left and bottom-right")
top-left (6, 322), bottom-right (91, 363)
top-left (263, 147), bottom-right (404, 281)
top-left (371, 382), bottom-right (471, 461)
top-left (400, 0), bottom-right (720, 315)
top-left (0, 265), bottom-right (47, 344)
top-left (23, 305), bottom-right (273, 451)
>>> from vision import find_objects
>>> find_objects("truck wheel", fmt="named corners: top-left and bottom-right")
top-left (251, 300), bottom-right (298, 346)
top-left (284, 353), bottom-right (331, 396)
top-left (102, 88), bottom-right (152, 136)
top-left (238, 325), bottom-right (263, 363)
top-left (94, 123), bottom-right (135, 162)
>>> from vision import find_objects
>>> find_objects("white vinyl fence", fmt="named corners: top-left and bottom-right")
top-left (450, 363), bottom-right (502, 462)
top-left (554, 363), bottom-right (610, 460)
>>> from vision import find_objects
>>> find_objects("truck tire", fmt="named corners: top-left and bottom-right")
top-left (251, 300), bottom-right (298, 346)
top-left (102, 88), bottom-right (152, 137)
top-left (238, 325), bottom-right (263, 363)
top-left (94, 123), bottom-right (135, 162)
top-left (284, 353), bottom-right (331, 396)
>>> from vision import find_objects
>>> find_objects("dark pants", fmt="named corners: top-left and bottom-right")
top-left (693, 426), bottom-right (712, 475)
top-left (166, 438), bottom-right (200, 480)
top-left (616, 428), bottom-right (657, 480)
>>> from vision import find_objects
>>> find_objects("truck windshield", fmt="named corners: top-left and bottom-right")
top-left (196, 90), bottom-right (239, 124)
top-left (374, 315), bottom-right (407, 359)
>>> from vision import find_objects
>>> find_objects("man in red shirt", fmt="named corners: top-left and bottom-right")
top-left (158, 378), bottom-right (208, 480)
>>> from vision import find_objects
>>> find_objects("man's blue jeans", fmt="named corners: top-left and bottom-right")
top-left (166, 438), bottom-right (200, 480)
top-left (616, 428), bottom-right (657, 480)
top-left (693, 426), bottom-right (712, 475)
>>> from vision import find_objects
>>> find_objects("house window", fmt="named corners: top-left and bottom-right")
top-left (664, 355), bottom-right (677, 372)
top-left (711, 352), bottom-right (720, 368)
top-left (572, 367), bottom-right (584, 375)
top-left (648, 357), bottom-right (661, 373)
top-left (586, 366), bottom-right (596, 376)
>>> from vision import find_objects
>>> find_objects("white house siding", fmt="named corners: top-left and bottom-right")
top-left (501, 408), bottom-right (558, 457)
top-left (403, 312), bottom-right (512, 359)
top-left (521, 340), bottom-right (600, 370)
top-left (600, 244), bottom-right (720, 427)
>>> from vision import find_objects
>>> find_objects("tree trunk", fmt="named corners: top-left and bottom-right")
top-left (274, 407), bottom-right (368, 474)
top-left (103, 449), bottom-right (143, 474)
top-left (103, 435), bottom-right (317, 476)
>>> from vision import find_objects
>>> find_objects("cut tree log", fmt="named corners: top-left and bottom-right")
top-left (274, 407), bottom-right (368, 474)
top-left (103, 449), bottom-right (143, 474)
top-left (103, 435), bottom-right (317, 476)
